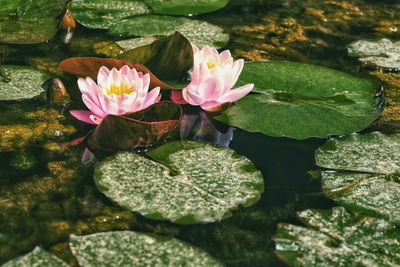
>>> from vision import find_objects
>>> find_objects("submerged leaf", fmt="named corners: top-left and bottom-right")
top-left (0, 66), bottom-right (50, 101)
top-left (70, 231), bottom-right (222, 266)
top-left (275, 207), bottom-right (400, 266)
top-left (117, 32), bottom-right (193, 82)
top-left (215, 61), bottom-right (383, 139)
top-left (0, 0), bottom-right (69, 44)
top-left (94, 141), bottom-right (263, 223)
top-left (2, 247), bottom-right (68, 267)
top-left (58, 57), bottom-right (171, 89)
top-left (144, 0), bottom-right (228, 15)
top-left (86, 102), bottom-right (181, 153)
top-left (315, 132), bottom-right (400, 225)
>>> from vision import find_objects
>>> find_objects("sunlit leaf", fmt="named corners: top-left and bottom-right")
top-left (144, 0), bottom-right (229, 15)
top-left (2, 247), bottom-right (68, 267)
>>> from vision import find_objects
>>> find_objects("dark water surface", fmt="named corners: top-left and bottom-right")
top-left (0, 0), bottom-right (399, 266)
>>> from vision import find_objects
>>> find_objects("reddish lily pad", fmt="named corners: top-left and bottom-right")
top-left (86, 102), bottom-right (181, 154)
top-left (117, 32), bottom-right (193, 84)
top-left (58, 57), bottom-right (172, 90)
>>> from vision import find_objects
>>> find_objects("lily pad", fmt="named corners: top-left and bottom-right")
top-left (109, 16), bottom-right (229, 48)
top-left (117, 32), bottom-right (193, 81)
top-left (116, 36), bottom-right (158, 51)
top-left (70, 0), bottom-right (151, 29)
top-left (215, 61), bottom-right (383, 140)
top-left (347, 38), bottom-right (400, 71)
top-left (275, 207), bottom-right (400, 266)
top-left (70, 231), bottom-right (222, 266)
top-left (315, 132), bottom-right (400, 225)
top-left (94, 141), bottom-right (263, 224)
top-left (144, 0), bottom-right (228, 15)
top-left (2, 247), bottom-right (68, 267)
top-left (0, 66), bottom-right (50, 101)
top-left (0, 0), bottom-right (69, 44)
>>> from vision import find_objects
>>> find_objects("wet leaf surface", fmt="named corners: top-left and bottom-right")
top-left (94, 141), bottom-right (264, 224)
top-left (2, 247), bottom-right (68, 267)
top-left (275, 207), bottom-right (400, 266)
top-left (144, 0), bottom-right (228, 15)
top-left (215, 61), bottom-right (383, 139)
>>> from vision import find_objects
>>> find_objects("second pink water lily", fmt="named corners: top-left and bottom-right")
top-left (172, 45), bottom-right (254, 111)
top-left (70, 65), bottom-right (161, 124)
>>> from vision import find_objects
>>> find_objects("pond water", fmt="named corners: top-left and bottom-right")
top-left (0, 0), bottom-right (399, 266)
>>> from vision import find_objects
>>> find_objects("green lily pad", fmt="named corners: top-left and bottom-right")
top-left (315, 132), bottom-right (400, 225)
top-left (348, 38), bottom-right (400, 71)
top-left (144, 0), bottom-right (228, 15)
top-left (94, 141), bottom-right (263, 224)
top-left (70, 0), bottom-right (151, 29)
top-left (2, 247), bottom-right (68, 267)
top-left (275, 207), bottom-right (400, 266)
top-left (116, 36), bottom-right (158, 51)
top-left (215, 61), bottom-right (383, 140)
top-left (0, 0), bottom-right (69, 44)
top-left (0, 66), bottom-right (50, 101)
top-left (109, 16), bottom-right (229, 48)
top-left (70, 231), bottom-right (222, 266)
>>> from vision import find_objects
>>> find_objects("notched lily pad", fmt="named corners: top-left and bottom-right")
top-left (144, 0), bottom-right (228, 15)
top-left (70, 231), bottom-right (222, 266)
top-left (94, 141), bottom-right (264, 224)
top-left (275, 207), bottom-right (400, 267)
top-left (0, 66), bottom-right (50, 101)
top-left (0, 0), bottom-right (69, 44)
top-left (2, 247), bottom-right (68, 267)
top-left (348, 38), bottom-right (400, 71)
top-left (70, 0), bottom-right (151, 29)
top-left (86, 102), bottom-right (182, 153)
top-left (316, 132), bottom-right (400, 225)
top-left (215, 61), bottom-right (383, 139)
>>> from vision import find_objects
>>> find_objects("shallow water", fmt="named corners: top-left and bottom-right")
top-left (0, 0), bottom-right (399, 266)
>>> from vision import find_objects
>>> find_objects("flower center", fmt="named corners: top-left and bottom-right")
top-left (207, 62), bottom-right (217, 69)
top-left (106, 82), bottom-right (135, 95)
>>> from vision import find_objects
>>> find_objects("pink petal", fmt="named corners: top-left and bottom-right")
top-left (171, 90), bottom-right (188, 104)
top-left (70, 110), bottom-right (97, 125)
top-left (120, 65), bottom-right (130, 76)
top-left (225, 59), bottom-right (244, 90)
top-left (219, 50), bottom-right (233, 65)
top-left (201, 77), bottom-right (224, 101)
top-left (97, 66), bottom-right (110, 85)
top-left (200, 101), bottom-right (221, 111)
top-left (192, 44), bottom-right (200, 54)
top-left (218, 83), bottom-right (254, 103)
top-left (182, 87), bottom-right (205, 105)
top-left (82, 94), bottom-right (107, 117)
top-left (141, 87), bottom-right (161, 110)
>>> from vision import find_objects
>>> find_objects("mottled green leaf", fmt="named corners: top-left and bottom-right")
top-left (69, 0), bottom-right (151, 29)
top-left (109, 16), bottom-right (229, 48)
top-left (315, 132), bottom-right (400, 225)
top-left (70, 231), bottom-right (222, 266)
top-left (116, 36), bottom-right (158, 51)
top-left (144, 0), bottom-right (228, 15)
top-left (0, 66), bottom-right (50, 101)
top-left (215, 61), bottom-right (383, 139)
top-left (94, 141), bottom-right (263, 224)
top-left (0, 0), bottom-right (69, 44)
top-left (348, 38), bottom-right (400, 71)
top-left (2, 247), bottom-right (68, 267)
top-left (275, 207), bottom-right (400, 266)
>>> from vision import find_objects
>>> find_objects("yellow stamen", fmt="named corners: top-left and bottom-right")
top-left (106, 83), bottom-right (135, 95)
top-left (207, 62), bottom-right (217, 69)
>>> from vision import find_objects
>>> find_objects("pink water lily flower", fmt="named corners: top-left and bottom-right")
top-left (70, 65), bottom-right (161, 124)
top-left (172, 45), bottom-right (253, 111)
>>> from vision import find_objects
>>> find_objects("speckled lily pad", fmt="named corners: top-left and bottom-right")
top-left (109, 16), bottom-right (229, 48)
top-left (69, 0), bottom-right (151, 29)
top-left (348, 38), bottom-right (400, 71)
top-left (2, 247), bottom-right (68, 267)
top-left (0, 66), bottom-right (50, 101)
top-left (70, 231), bottom-right (222, 266)
top-left (94, 141), bottom-right (263, 224)
top-left (144, 0), bottom-right (228, 15)
top-left (315, 132), bottom-right (400, 225)
top-left (275, 207), bottom-right (400, 266)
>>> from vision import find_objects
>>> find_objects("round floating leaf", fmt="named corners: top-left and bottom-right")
top-left (348, 38), bottom-right (400, 71)
top-left (116, 36), bottom-right (158, 51)
top-left (215, 61), bottom-right (383, 140)
top-left (315, 132), bottom-right (400, 225)
top-left (0, 0), bottom-right (69, 44)
top-left (0, 66), bottom-right (50, 101)
top-left (70, 231), bottom-right (222, 266)
top-left (2, 247), bottom-right (68, 267)
top-left (109, 16), bottom-right (229, 48)
top-left (94, 141), bottom-right (263, 224)
top-left (275, 207), bottom-right (400, 266)
top-left (70, 0), bottom-right (151, 29)
top-left (144, 0), bottom-right (228, 15)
